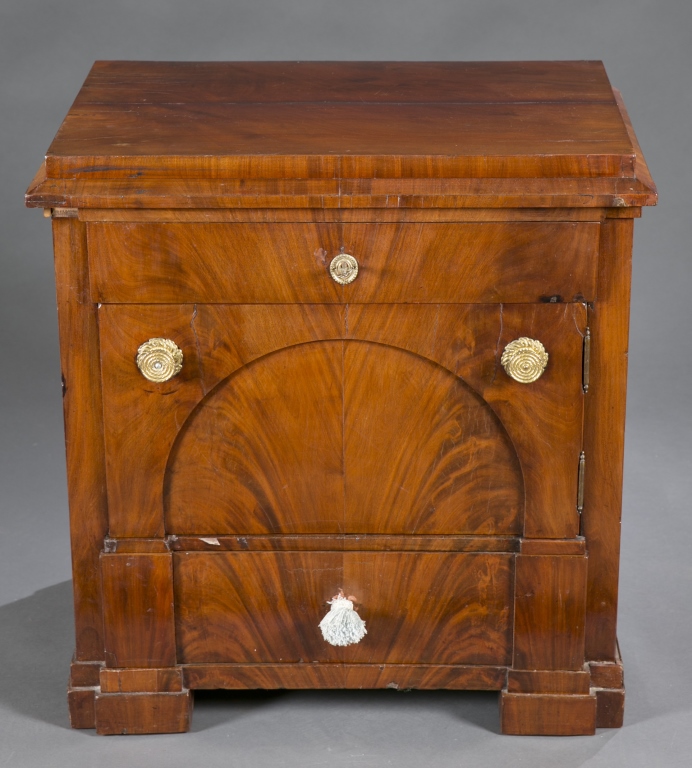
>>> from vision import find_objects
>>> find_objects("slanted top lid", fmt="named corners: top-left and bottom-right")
top-left (26, 61), bottom-right (657, 208)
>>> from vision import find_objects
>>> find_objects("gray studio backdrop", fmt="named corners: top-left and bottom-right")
top-left (1, 1), bottom-right (690, 766)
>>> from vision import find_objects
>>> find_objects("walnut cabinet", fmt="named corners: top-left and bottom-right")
top-left (25, 61), bottom-right (656, 736)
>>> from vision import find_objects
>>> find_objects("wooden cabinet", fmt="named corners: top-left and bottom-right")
top-left (26, 61), bottom-right (656, 736)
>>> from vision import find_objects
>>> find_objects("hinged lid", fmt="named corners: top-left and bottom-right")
top-left (25, 61), bottom-right (657, 209)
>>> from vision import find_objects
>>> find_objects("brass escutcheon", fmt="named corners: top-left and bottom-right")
top-left (501, 337), bottom-right (549, 383)
top-left (329, 253), bottom-right (359, 285)
top-left (136, 338), bottom-right (183, 383)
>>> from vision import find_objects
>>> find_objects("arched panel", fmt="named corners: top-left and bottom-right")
top-left (344, 341), bottom-right (523, 535)
top-left (165, 341), bottom-right (344, 534)
top-left (165, 340), bottom-right (523, 535)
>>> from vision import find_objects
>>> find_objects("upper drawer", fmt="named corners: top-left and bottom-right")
top-left (87, 221), bottom-right (599, 304)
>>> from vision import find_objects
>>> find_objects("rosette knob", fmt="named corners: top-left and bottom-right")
top-left (500, 338), bottom-right (549, 384)
top-left (136, 338), bottom-right (183, 383)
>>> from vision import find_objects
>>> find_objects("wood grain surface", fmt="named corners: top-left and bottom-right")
top-left (101, 553), bottom-right (177, 668)
top-left (166, 535), bottom-right (519, 553)
top-left (70, 659), bottom-right (102, 687)
top-left (347, 303), bottom-right (587, 538)
top-left (67, 688), bottom-right (97, 729)
top-left (52, 218), bottom-right (109, 662)
top-left (183, 663), bottom-right (507, 691)
top-left (342, 341), bottom-right (522, 535)
top-left (513, 555), bottom-right (588, 671)
top-left (98, 302), bottom-right (584, 539)
top-left (583, 218), bottom-right (633, 661)
top-left (27, 174), bottom-right (656, 210)
top-left (167, 339), bottom-right (523, 536)
top-left (35, 61), bottom-right (639, 183)
top-left (174, 552), bottom-right (513, 665)
top-left (78, 207), bottom-right (614, 222)
top-left (87, 221), bottom-right (600, 304)
top-left (507, 669), bottom-right (591, 695)
top-left (45, 107), bottom-right (633, 181)
top-left (94, 691), bottom-right (192, 735)
top-left (98, 303), bottom-right (344, 537)
top-left (167, 341), bottom-right (345, 534)
top-left (73, 61), bottom-right (620, 106)
top-left (100, 667), bottom-right (184, 693)
top-left (500, 691), bottom-right (596, 736)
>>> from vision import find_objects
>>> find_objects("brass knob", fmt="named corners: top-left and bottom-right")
top-left (501, 338), bottom-right (549, 383)
top-left (329, 253), bottom-right (359, 285)
top-left (136, 338), bottom-right (183, 382)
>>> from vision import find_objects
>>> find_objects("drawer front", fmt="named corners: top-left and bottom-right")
top-left (174, 551), bottom-right (513, 665)
top-left (88, 221), bottom-right (599, 304)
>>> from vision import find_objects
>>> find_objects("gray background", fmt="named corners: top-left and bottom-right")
top-left (1, 0), bottom-right (690, 765)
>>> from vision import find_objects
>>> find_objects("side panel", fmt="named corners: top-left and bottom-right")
top-left (53, 218), bottom-right (109, 661)
top-left (583, 218), bottom-right (633, 660)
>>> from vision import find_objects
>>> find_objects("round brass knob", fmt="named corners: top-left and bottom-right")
top-left (501, 338), bottom-right (549, 383)
top-left (136, 338), bottom-right (183, 383)
top-left (329, 253), bottom-right (359, 285)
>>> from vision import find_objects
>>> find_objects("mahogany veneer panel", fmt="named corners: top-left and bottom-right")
top-left (87, 221), bottom-right (599, 304)
top-left (347, 302), bottom-right (587, 539)
top-left (101, 553), bottom-right (176, 668)
top-left (74, 61), bottom-right (620, 106)
top-left (500, 692), bottom-right (596, 736)
top-left (513, 555), bottom-right (588, 671)
top-left (167, 341), bottom-right (345, 535)
top-left (583, 218), bottom-right (633, 661)
top-left (507, 669), bottom-right (591, 695)
top-left (183, 663), bottom-right (507, 691)
top-left (52, 219), bottom-right (109, 661)
top-left (174, 552), bottom-right (513, 665)
top-left (98, 303), bottom-right (344, 537)
top-left (166, 535), bottom-right (519, 553)
top-left (98, 303), bottom-right (584, 539)
top-left (67, 688), bottom-right (97, 729)
top-left (342, 341), bottom-right (522, 534)
top-left (100, 667), bottom-right (184, 693)
top-left (46, 104), bottom-right (633, 180)
top-left (41, 61), bottom-right (637, 181)
top-left (167, 339), bottom-right (522, 536)
top-left (94, 691), bottom-right (192, 735)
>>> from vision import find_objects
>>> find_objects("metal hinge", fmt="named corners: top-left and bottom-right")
top-left (577, 451), bottom-right (586, 513)
top-left (582, 327), bottom-right (591, 393)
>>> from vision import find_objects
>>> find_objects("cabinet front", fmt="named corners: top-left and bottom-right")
top-left (96, 219), bottom-right (589, 674)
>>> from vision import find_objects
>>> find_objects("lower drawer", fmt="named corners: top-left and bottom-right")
top-left (174, 551), bottom-right (514, 665)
